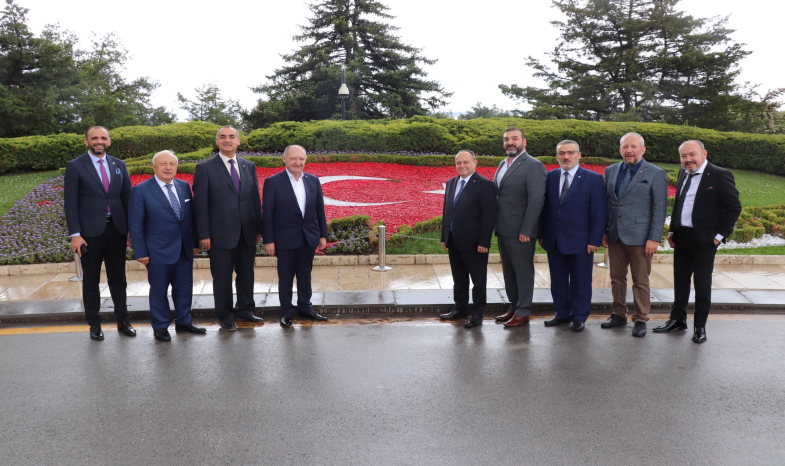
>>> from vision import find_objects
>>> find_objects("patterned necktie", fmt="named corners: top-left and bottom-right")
top-left (165, 184), bottom-right (182, 220)
top-left (98, 159), bottom-right (110, 213)
top-left (450, 179), bottom-right (466, 232)
top-left (229, 159), bottom-right (241, 192)
top-left (671, 173), bottom-right (698, 230)
top-left (559, 171), bottom-right (570, 204)
top-left (618, 166), bottom-right (632, 197)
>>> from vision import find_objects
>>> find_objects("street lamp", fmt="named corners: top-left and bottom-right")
top-left (338, 65), bottom-right (349, 120)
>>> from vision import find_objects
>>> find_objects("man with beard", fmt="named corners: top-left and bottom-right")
top-left (492, 127), bottom-right (547, 328)
top-left (654, 140), bottom-right (741, 343)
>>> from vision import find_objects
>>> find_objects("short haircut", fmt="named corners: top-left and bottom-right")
top-left (503, 127), bottom-right (525, 139)
top-left (556, 140), bottom-right (580, 152)
top-left (283, 145), bottom-right (307, 158)
top-left (216, 125), bottom-right (240, 138)
top-left (455, 150), bottom-right (476, 160)
top-left (620, 132), bottom-right (645, 147)
top-left (152, 150), bottom-right (178, 164)
top-left (85, 126), bottom-right (110, 139)
top-left (679, 139), bottom-right (706, 152)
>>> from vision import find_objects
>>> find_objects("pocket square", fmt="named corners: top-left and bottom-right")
top-left (115, 168), bottom-right (121, 175)
top-left (640, 179), bottom-right (648, 183)
top-left (184, 199), bottom-right (191, 202)
top-left (706, 186), bottom-right (713, 190)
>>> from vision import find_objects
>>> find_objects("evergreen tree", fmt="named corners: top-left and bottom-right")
top-left (458, 102), bottom-right (510, 120)
top-left (245, 0), bottom-right (451, 128)
top-left (499, 0), bottom-right (782, 132)
top-left (177, 83), bottom-right (243, 127)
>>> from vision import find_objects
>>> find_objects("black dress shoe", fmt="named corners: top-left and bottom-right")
top-left (299, 310), bottom-right (328, 321)
top-left (652, 319), bottom-right (688, 333)
top-left (692, 327), bottom-right (707, 343)
top-left (236, 313), bottom-right (264, 323)
top-left (464, 316), bottom-right (483, 328)
top-left (440, 309), bottom-right (469, 320)
top-left (544, 315), bottom-right (571, 327)
top-left (117, 319), bottom-right (137, 337)
top-left (219, 318), bottom-right (237, 331)
top-left (280, 316), bottom-right (293, 327)
top-left (632, 321), bottom-right (647, 337)
top-left (153, 328), bottom-right (171, 342)
top-left (570, 321), bottom-right (585, 332)
top-left (600, 314), bottom-right (628, 329)
top-left (175, 323), bottom-right (207, 334)
top-left (89, 324), bottom-right (104, 341)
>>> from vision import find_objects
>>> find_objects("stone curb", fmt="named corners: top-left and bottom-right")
top-left (2, 253), bottom-right (785, 276)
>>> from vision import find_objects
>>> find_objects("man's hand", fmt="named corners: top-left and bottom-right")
top-left (645, 240), bottom-right (659, 256)
top-left (587, 244), bottom-right (600, 254)
top-left (256, 233), bottom-right (262, 244)
top-left (441, 242), bottom-right (448, 251)
top-left (713, 238), bottom-right (720, 246)
top-left (538, 238), bottom-right (543, 248)
top-left (200, 238), bottom-right (211, 251)
top-left (602, 234), bottom-right (609, 248)
top-left (478, 246), bottom-right (489, 253)
top-left (136, 257), bottom-right (150, 266)
top-left (126, 232), bottom-right (132, 248)
top-left (264, 243), bottom-right (275, 256)
top-left (667, 234), bottom-right (675, 248)
top-left (193, 248), bottom-right (200, 257)
top-left (71, 236), bottom-right (87, 257)
top-left (318, 237), bottom-right (327, 251)
top-left (518, 234), bottom-right (531, 243)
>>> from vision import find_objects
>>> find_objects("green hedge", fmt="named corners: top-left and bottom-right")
top-left (730, 205), bottom-right (785, 242)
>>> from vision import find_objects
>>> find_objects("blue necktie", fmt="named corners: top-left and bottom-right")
top-left (450, 179), bottom-right (466, 232)
top-left (165, 184), bottom-right (182, 220)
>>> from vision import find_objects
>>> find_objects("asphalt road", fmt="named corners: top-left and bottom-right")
top-left (1, 316), bottom-right (784, 466)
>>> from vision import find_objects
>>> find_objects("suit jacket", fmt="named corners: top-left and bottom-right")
top-left (541, 167), bottom-right (608, 255)
top-left (64, 153), bottom-right (132, 236)
top-left (192, 155), bottom-right (263, 250)
top-left (493, 151), bottom-right (547, 239)
top-left (262, 170), bottom-right (328, 250)
top-left (672, 161), bottom-right (741, 247)
top-left (440, 173), bottom-right (497, 250)
top-left (129, 178), bottom-right (196, 265)
top-left (604, 160), bottom-right (668, 245)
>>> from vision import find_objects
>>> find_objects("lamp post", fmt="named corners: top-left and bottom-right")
top-left (338, 65), bottom-right (349, 120)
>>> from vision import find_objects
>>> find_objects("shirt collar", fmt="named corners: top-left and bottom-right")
top-left (218, 152), bottom-right (236, 164)
top-left (624, 158), bottom-right (645, 173)
top-left (459, 172), bottom-right (474, 182)
top-left (505, 152), bottom-right (523, 165)
top-left (560, 165), bottom-right (579, 177)
top-left (692, 159), bottom-right (708, 175)
top-left (286, 169), bottom-right (303, 182)
top-left (88, 151), bottom-right (106, 164)
top-left (154, 175), bottom-right (174, 188)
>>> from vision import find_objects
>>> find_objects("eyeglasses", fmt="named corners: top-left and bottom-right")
top-left (557, 151), bottom-right (579, 156)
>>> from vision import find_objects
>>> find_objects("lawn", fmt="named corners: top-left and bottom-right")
top-left (0, 171), bottom-right (60, 216)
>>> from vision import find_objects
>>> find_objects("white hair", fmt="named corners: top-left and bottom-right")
top-left (620, 132), bottom-right (645, 147)
top-left (152, 150), bottom-right (178, 164)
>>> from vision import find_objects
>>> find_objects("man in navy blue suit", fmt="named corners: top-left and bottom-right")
top-left (129, 151), bottom-right (206, 341)
top-left (262, 145), bottom-right (329, 327)
top-left (539, 140), bottom-right (608, 332)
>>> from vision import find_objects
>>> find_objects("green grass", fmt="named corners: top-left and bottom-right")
top-left (0, 170), bottom-right (60, 216)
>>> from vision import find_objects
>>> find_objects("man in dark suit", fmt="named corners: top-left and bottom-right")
top-left (601, 133), bottom-right (668, 337)
top-left (129, 151), bottom-right (206, 341)
top-left (64, 126), bottom-right (136, 341)
top-left (492, 127), bottom-right (547, 328)
top-left (263, 145), bottom-right (329, 327)
top-left (193, 126), bottom-right (264, 331)
top-left (439, 150), bottom-right (497, 328)
top-left (654, 140), bottom-right (741, 343)
top-left (539, 140), bottom-right (608, 332)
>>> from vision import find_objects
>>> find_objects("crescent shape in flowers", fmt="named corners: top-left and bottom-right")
top-left (318, 176), bottom-right (412, 207)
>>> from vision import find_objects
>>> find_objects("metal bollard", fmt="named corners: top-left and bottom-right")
top-left (69, 253), bottom-right (84, 282)
top-left (372, 224), bottom-right (392, 272)
top-left (597, 248), bottom-right (610, 268)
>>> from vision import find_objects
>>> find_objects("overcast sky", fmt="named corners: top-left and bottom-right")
top-left (22, 0), bottom-right (784, 120)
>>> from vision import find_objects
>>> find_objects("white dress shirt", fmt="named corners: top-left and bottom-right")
top-left (155, 175), bottom-right (180, 205)
top-left (671, 159), bottom-right (723, 241)
top-left (454, 172), bottom-right (474, 201)
top-left (496, 153), bottom-right (522, 188)
top-left (218, 152), bottom-right (239, 175)
top-left (286, 169), bottom-right (306, 218)
top-left (558, 165), bottom-right (579, 198)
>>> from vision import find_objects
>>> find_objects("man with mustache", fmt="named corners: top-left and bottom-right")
top-left (493, 127), bottom-right (547, 328)
top-left (654, 140), bottom-right (741, 343)
top-left (601, 133), bottom-right (668, 337)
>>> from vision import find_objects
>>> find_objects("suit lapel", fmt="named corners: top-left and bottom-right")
top-left (563, 167), bottom-right (584, 204)
top-left (693, 162), bottom-right (713, 206)
top-left (80, 154), bottom-right (105, 192)
top-left (280, 170), bottom-right (302, 215)
top-left (147, 178), bottom-right (179, 221)
top-left (619, 162), bottom-right (645, 200)
top-left (214, 156), bottom-right (239, 196)
top-left (499, 153), bottom-right (525, 188)
top-left (608, 164), bottom-right (621, 200)
top-left (446, 177), bottom-right (457, 210)
top-left (236, 156), bottom-right (249, 200)
top-left (452, 175), bottom-right (475, 208)
top-left (105, 156), bottom-right (122, 197)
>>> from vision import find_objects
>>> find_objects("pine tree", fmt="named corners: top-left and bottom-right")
top-left (245, 0), bottom-right (451, 128)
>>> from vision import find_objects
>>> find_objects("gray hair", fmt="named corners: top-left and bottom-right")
top-left (678, 139), bottom-right (706, 152)
top-left (283, 145), bottom-right (307, 158)
top-left (620, 132), bottom-right (645, 147)
top-left (216, 125), bottom-right (240, 138)
top-left (152, 150), bottom-right (178, 164)
top-left (556, 140), bottom-right (580, 152)
top-left (455, 150), bottom-right (476, 160)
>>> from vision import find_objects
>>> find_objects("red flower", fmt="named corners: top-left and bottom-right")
top-left (38, 201), bottom-right (51, 206)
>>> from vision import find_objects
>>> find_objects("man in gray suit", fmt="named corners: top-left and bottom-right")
top-left (493, 127), bottom-right (547, 327)
top-left (601, 132), bottom-right (668, 337)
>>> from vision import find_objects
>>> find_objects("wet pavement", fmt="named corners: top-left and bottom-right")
top-left (1, 315), bottom-right (784, 466)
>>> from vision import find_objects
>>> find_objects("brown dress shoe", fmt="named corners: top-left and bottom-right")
top-left (503, 316), bottom-right (530, 328)
top-left (495, 309), bottom-right (516, 323)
